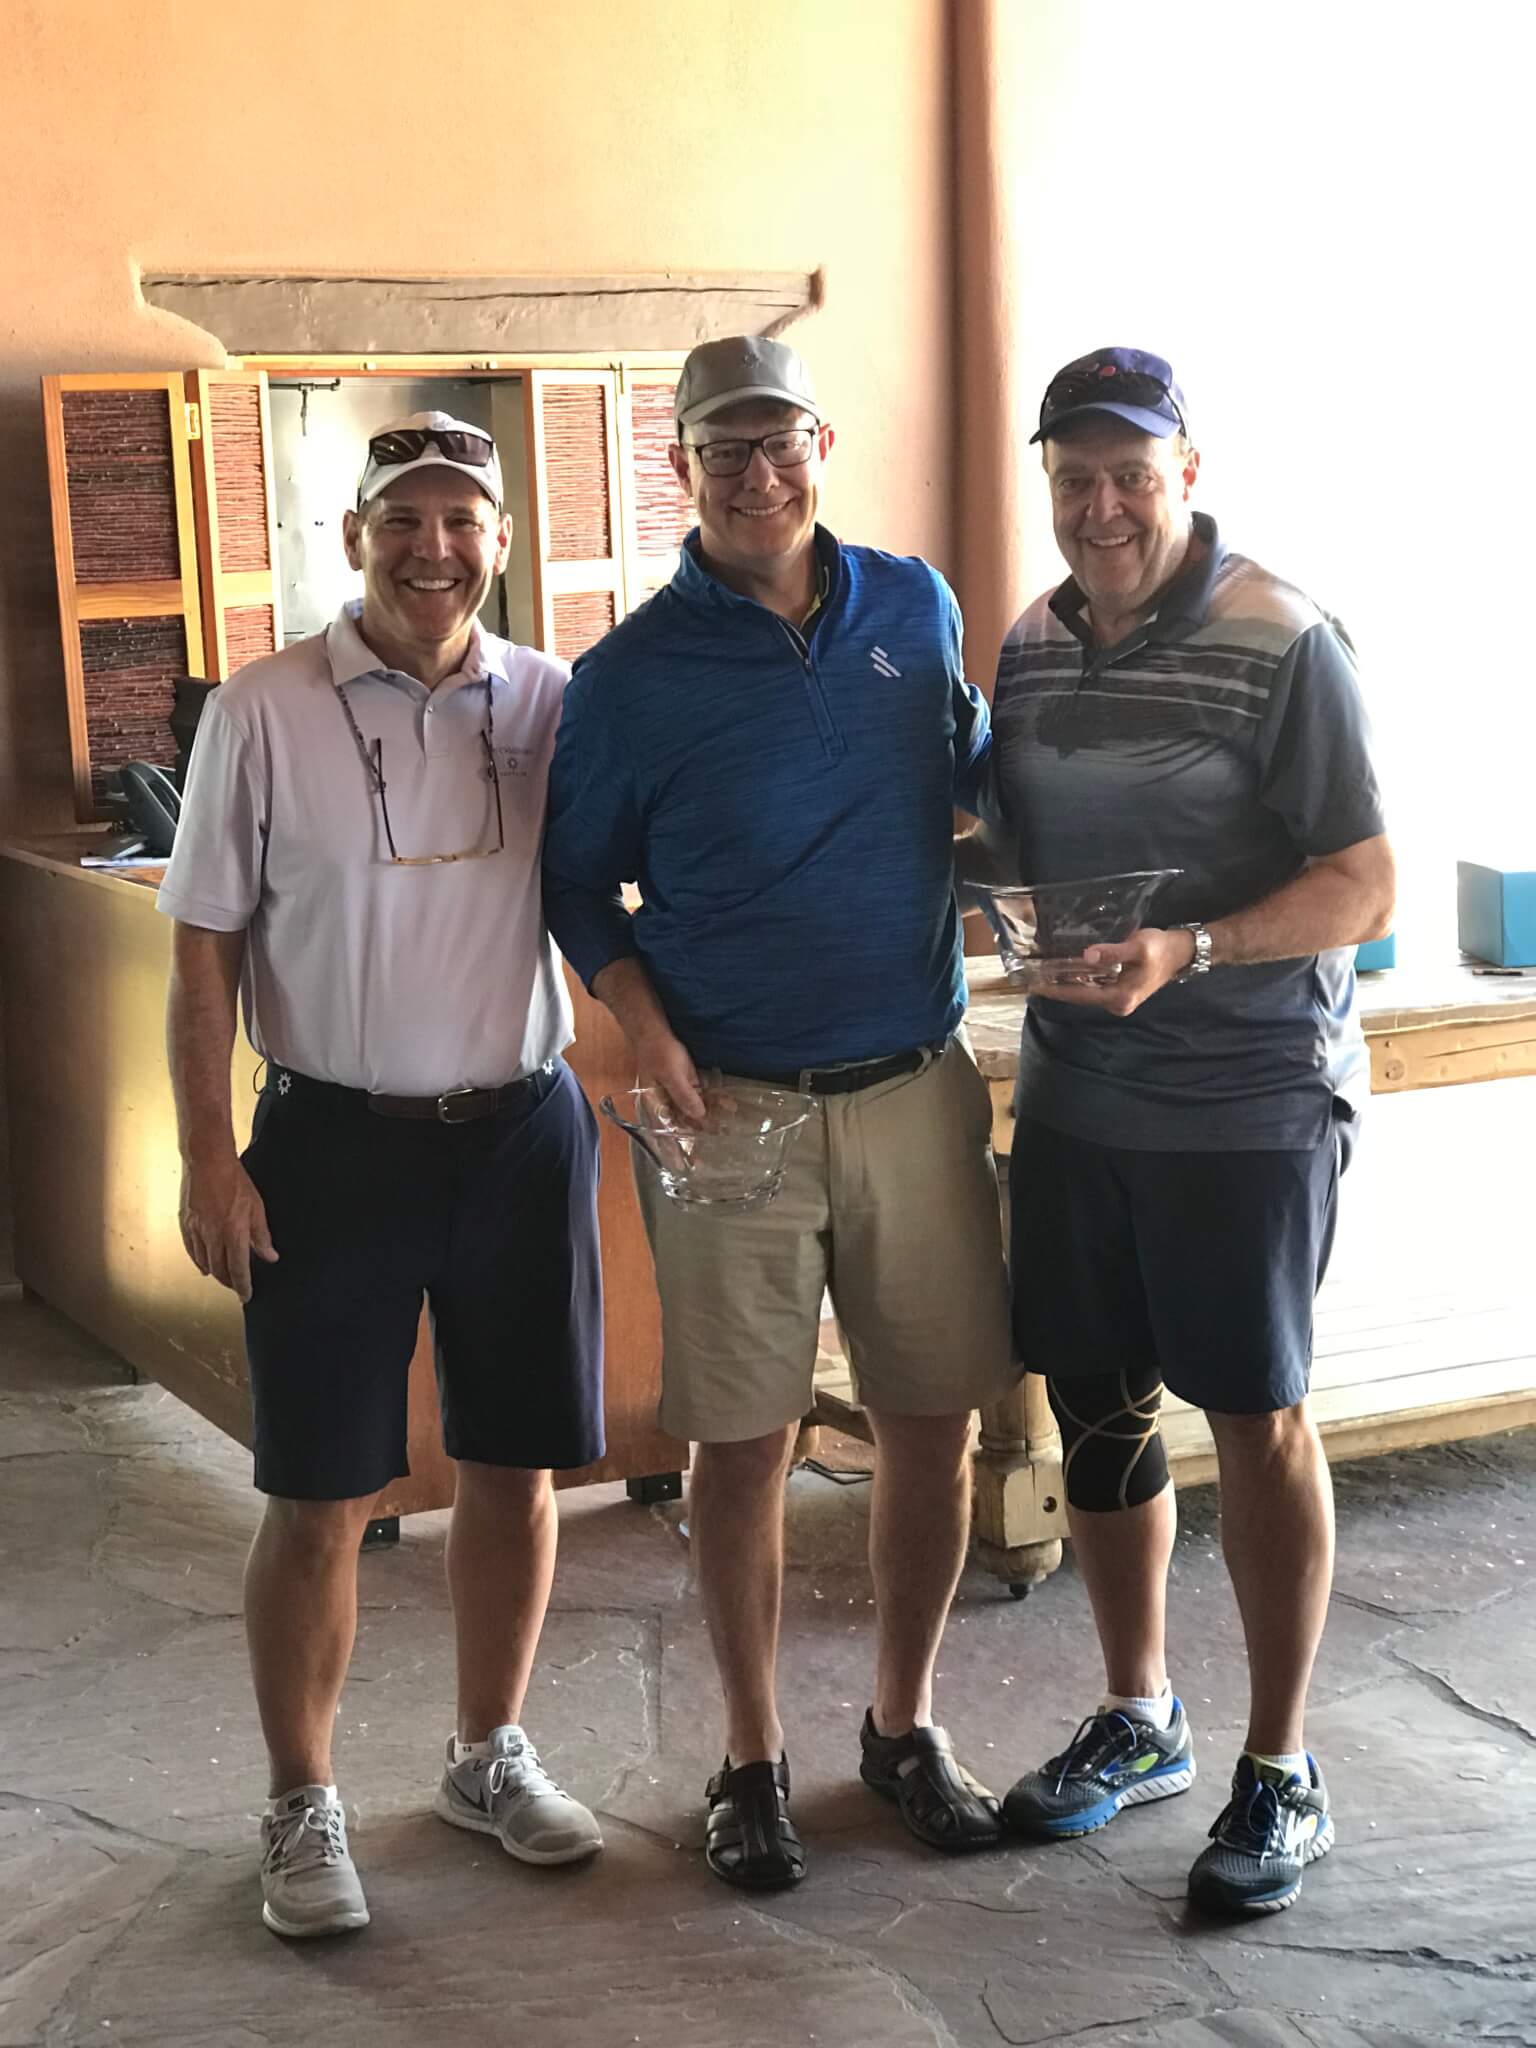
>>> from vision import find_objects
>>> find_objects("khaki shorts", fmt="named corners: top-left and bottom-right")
top-left (634, 1036), bottom-right (1019, 1443)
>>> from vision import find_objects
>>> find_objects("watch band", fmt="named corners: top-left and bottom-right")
top-left (1175, 921), bottom-right (1212, 980)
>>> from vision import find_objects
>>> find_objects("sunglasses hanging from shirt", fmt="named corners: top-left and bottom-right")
top-left (331, 679), bottom-right (505, 865)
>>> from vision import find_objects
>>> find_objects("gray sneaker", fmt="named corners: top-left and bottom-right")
top-left (1004, 1701), bottom-right (1197, 1838)
top-left (435, 1725), bottom-right (603, 1865)
top-left (1188, 1753), bottom-right (1335, 1914)
top-left (259, 1784), bottom-right (369, 1938)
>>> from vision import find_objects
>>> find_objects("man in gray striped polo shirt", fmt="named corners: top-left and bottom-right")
top-left (962, 348), bottom-right (1395, 1915)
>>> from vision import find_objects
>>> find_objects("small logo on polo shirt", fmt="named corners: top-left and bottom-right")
top-left (870, 645), bottom-right (901, 678)
top-left (492, 745), bottom-right (533, 779)
top-left (276, 1071), bottom-right (292, 1096)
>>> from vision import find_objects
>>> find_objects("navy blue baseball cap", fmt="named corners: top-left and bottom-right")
top-left (1030, 347), bottom-right (1188, 444)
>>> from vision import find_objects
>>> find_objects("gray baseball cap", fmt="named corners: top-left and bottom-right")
top-left (674, 337), bottom-right (819, 432)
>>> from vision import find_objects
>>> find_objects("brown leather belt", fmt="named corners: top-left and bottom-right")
top-left (269, 1062), bottom-right (555, 1124)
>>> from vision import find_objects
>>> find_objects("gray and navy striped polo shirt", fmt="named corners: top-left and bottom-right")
top-left (980, 512), bottom-right (1386, 1151)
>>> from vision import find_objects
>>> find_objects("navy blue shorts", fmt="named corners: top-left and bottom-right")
top-left (1008, 1109), bottom-right (1357, 1415)
top-left (241, 1058), bottom-right (604, 1500)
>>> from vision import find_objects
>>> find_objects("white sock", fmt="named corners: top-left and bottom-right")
top-left (1246, 1749), bottom-right (1307, 1781)
top-left (269, 1781), bottom-right (337, 1810)
top-left (1100, 1685), bottom-right (1175, 1731)
top-left (452, 1738), bottom-right (493, 1765)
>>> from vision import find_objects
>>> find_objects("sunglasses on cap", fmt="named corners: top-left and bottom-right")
top-left (1038, 366), bottom-right (1187, 438)
top-left (365, 426), bottom-right (495, 468)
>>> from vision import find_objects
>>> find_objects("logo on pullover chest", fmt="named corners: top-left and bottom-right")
top-left (870, 645), bottom-right (901, 678)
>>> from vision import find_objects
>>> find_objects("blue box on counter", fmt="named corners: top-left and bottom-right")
top-left (1354, 933), bottom-right (1396, 971)
top-left (1457, 862), bottom-right (1536, 967)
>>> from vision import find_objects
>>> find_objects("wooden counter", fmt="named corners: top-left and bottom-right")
top-left (961, 951), bottom-right (1536, 1094)
top-left (0, 836), bottom-right (686, 1516)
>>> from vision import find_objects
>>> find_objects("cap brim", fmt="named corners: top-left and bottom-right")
top-left (358, 451), bottom-right (502, 507)
top-left (1029, 400), bottom-right (1180, 446)
top-left (678, 383), bottom-right (818, 429)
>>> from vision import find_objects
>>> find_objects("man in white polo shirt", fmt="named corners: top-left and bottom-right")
top-left (159, 413), bottom-right (605, 1941)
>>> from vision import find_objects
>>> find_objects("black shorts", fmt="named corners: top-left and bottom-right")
top-left (1008, 1109), bottom-right (1357, 1415)
top-left (241, 1058), bottom-right (604, 1500)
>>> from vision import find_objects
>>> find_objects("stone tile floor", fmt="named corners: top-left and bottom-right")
top-left (1, 1297), bottom-right (1533, 2047)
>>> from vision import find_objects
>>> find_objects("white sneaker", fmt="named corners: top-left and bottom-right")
top-left (435, 1725), bottom-right (604, 1865)
top-left (259, 1784), bottom-right (370, 1938)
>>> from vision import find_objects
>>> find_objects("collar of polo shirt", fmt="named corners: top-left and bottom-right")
top-left (330, 599), bottom-right (502, 694)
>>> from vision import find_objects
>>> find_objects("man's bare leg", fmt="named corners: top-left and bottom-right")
top-left (446, 1462), bottom-right (558, 1741)
top-left (689, 1426), bottom-right (798, 1762)
top-left (245, 1493), bottom-right (377, 1795)
top-left (1206, 1400), bottom-right (1334, 1756)
top-left (1066, 1483), bottom-right (1178, 1702)
top-left (864, 1406), bottom-right (972, 1733)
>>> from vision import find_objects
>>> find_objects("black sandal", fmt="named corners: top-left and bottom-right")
top-left (704, 1756), bottom-right (806, 1891)
top-left (859, 1711), bottom-right (1004, 1851)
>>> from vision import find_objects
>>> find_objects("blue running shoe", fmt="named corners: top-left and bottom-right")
top-left (1003, 1702), bottom-right (1196, 1839)
top-left (1187, 1753), bottom-right (1334, 1915)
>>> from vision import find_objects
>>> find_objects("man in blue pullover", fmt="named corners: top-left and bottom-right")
top-left (543, 336), bottom-right (1017, 1890)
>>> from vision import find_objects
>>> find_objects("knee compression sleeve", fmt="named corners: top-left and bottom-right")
top-left (1047, 1368), bottom-right (1169, 1512)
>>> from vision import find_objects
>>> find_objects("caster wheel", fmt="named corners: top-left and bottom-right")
top-left (1008, 1582), bottom-right (1032, 1601)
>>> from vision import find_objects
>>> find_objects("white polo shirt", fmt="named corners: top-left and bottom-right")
top-left (157, 603), bottom-right (575, 1095)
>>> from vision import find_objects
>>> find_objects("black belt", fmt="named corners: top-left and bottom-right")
top-left (268, 1061), bottom-right (556, 1124)
top-left (731, 1041), bottom-right (945, 1097)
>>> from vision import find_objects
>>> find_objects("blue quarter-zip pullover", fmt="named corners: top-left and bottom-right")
top-left (542, 528), bottom-right (990, 1073)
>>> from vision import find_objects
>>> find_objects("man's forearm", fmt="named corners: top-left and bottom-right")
top-left (1207, 835), bottom-right (1396, 967)
top-left (590, 955), bottom-right (676, 1053)
top-left (953, 825), bottom-right (1019, 890)
top-left (167, 923), bottom-right (247, 1162)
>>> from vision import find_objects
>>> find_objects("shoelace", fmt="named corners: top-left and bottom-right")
top-left (483, 1742), bottom-right (560, 1806)
top-left (265, 1801), bottom-right (347, 1870)
top-left (1210, 1774), bottom-right (1286, 1858)
top-left (1047, 1712), bottom-right (1140, 1793)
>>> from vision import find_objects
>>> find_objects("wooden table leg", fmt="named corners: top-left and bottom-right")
top-left (970, 1127), bottom-right (1067, 1592)
top-left (971, 1371), bottom-right (1065, 1594)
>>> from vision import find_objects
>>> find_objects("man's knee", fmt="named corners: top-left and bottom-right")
top-left (692, 1427), bottom-right (797, 1491)
top-left (453, 1460), bottom-right (553, 1512)
top-left (1206, 1398), bottom-right (1319, 1465)
top-left (259, 1492), bottom-right (377, 1560)
top-left (865, 1404), bottom-right (972, 1472)
top-left (1048, 1367), bottom-right (1169, 1512)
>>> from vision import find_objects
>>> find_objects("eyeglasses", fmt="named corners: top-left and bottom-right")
top-left (332, 681), bottom-right (505, 865)
top-left (682, 426), bottom-right (819, 478)
top-left (1039, 367), bottom-right (1187, 439)
top-left (366, 426), bottom-right (495, 468)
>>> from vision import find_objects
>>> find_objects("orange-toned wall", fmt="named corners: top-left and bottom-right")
top-left (0, 0), bottom-right (955, 1282)
top-left (0, 0), bottom-right (954, 837)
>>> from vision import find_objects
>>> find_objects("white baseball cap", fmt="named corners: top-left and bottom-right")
top-left (356, 411), bottom-right (503, 508)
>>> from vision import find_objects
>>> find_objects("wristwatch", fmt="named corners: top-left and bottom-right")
top-left (1175, 921), bottom-right (1213, 981)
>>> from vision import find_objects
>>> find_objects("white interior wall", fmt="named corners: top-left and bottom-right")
top-left (995, 0), bottom-right (1535, 952)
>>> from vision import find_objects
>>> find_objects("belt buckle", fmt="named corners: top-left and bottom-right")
top-left (435, 1085), bottom-right (484, 1125)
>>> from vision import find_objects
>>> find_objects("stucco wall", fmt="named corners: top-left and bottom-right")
top-left (0, 0), bottom-right (953, 836)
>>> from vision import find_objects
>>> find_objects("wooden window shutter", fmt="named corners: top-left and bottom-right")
top-left (186, 369), bottom-right (284, 679)
top-left (616, 367), bottom-right (695, 608)
top-left (524, 370), bottom-right (625, 663)
top-left (42, 373), bottom-right (206, 819)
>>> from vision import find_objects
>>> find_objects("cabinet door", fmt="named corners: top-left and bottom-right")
top-left (524, 369), bottom-right (626, 662)
top-left (42, 373), bottom-right (206, 818)
top-left (186, 369), bottom-right (284, 678)
top-left (617, 366), bottom-right (696, 609)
